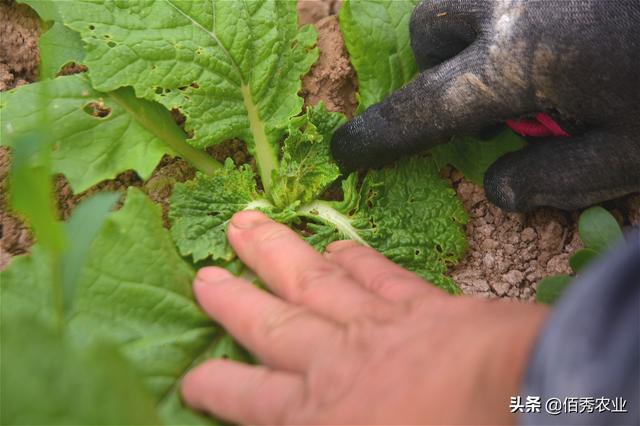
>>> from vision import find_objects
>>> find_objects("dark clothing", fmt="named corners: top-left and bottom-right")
top-left (522, 230), bottom-right (639, 425)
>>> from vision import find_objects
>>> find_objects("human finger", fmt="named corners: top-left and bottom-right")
top-left (227, 211), bottom-right (395, 322)
top-left (182, 359), bottom-right (304, 425)
top-left (325, 240), bottom-right (443, 302)
top-left (194, 267), bottom-right (338, 372)
top-left (484, 131), bottom-right (640, 211)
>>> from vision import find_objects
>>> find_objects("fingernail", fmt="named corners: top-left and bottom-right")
top-left (230, 210), bottom-right (269, 229)
top-left (196, 267), bottom-right (231, 284)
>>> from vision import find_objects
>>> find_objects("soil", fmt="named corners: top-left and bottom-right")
top-left (300, 14), bottom-right (358, 117)
top-left (0, 147), bottom-right (33, 268)
top-left (1, 0), bottom-right (638, 302)
top-left (298, 0), bottom-right (342, 26)
top-left (0, 0), bottom-right (39, 91)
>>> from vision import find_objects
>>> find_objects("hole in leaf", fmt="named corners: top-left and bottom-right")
top-left (89, 25), bottom-right (95, 30)
top-left (170, 108), bottom-right (194, 138)
top-left (82, 101), bottom-right (111, 118)
top-left (155, 87), bottom-right (163, 95)
top-left (57, 62), bottom-right (88, 77)
top-left (107, 41), bottom-right (117, 48)
top-left (171, 108), bottom-right (186, 129)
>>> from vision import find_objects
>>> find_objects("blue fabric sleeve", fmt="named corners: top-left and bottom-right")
top-left (521, 229), bottom-right (639, 425)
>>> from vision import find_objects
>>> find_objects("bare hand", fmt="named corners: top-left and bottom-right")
top-left (181, 211), bottom-right (548, 424)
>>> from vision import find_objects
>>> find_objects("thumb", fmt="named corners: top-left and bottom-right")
top-left (484, 130), bottom-right (640, 212)
top-left (332, 43), bottom-right (533, 171)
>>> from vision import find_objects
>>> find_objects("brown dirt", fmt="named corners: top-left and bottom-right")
top-left (300, 8), bottom-right (357, 117)
top-left (443, 167), bottom-right (579, 300)
top-left (0, 0), bottom-right (39, 91)
top-left (141, 156), bottom-right (195, 227)
top-left (207, 139), bottom-right (255, 170)
top-left (0, 1), bottom-right (40, 268)
top-left (54, 173), bottom-right (143, 222)
top-left (298, 0), bottom-right (342, 26)
top-left (0, 147), bottom-right (33, 268)
top-left (443, 167), bottom-right (639, 300)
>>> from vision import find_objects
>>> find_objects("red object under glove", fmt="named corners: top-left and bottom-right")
top-left (506, 112), bottom-right (571, 138)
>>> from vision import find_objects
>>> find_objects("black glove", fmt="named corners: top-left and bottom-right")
top-left (331, 0), bottom-right (640, 212)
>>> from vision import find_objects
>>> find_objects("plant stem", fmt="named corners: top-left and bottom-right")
top-left (108, 88), bottom-right (221, 175)
top-left (297, 201), bottom-right (369, 246)
top-left (240, 84), bottom-right (278, 193)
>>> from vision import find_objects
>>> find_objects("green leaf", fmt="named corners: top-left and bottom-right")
top-left (54, 1), bottom-right (318, 192)
top-left (9, 133), bottom-right (64, 253)
top-left (39, 22), bottom-right (85, 78)
top-left (209, 333), bottom-right (253, 363)
top-left (339, 0), bottom-right (420, 111)
top-left (1, 76), bottom-right (167, 192)
top-left (170, 159), bottom-right (297, 263)
top-left (271, 103), bottom-right (345, 209)
top-left (158, 334), bottom-right (252, 426)
top-left (578, 206), bottom-right (623, 253)
top-left (0, 245), bottom-right (58, 326)
top-left (60, 192), bottom-right (120, 312)
top-left (0, 315), bottom-right (159, 425)
top-left (301, 157), bottom-right (468, 293)
top-left (431, 129), bottom-right (527, 185)
top-left (19, 0), bottom-right (61, 21)
top-left (1, 188), bottom-right (219, 422)
top-left (1, 75), bottom-right (217, 193)
top-left (569, 248), bottom-right (599, 273)
top-left (536, 275), bottom-right (572, 304)
top-left (170, 159), bottom-right (266, 263)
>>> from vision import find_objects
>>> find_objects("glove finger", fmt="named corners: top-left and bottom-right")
top-left (331, 45), bottom-right (534, 172)
top-left (484, 131), bottom-right (640, 212)
top-left (410, 0), bottom-right (490, 70)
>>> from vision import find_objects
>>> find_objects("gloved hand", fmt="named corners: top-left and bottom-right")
top-left (331, 0), bottom-right (640, 212)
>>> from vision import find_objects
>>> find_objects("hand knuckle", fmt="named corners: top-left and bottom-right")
top-left (261, 305), bottom-right (308, 340)
top-left (335, 244), bottom-right (377, 263)
top-left (249, 222), bottom-right (289, 247)
top-left (291, 265), bottom-right (348, 304)
top-left (366, 270), bottom-right (403, 294)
